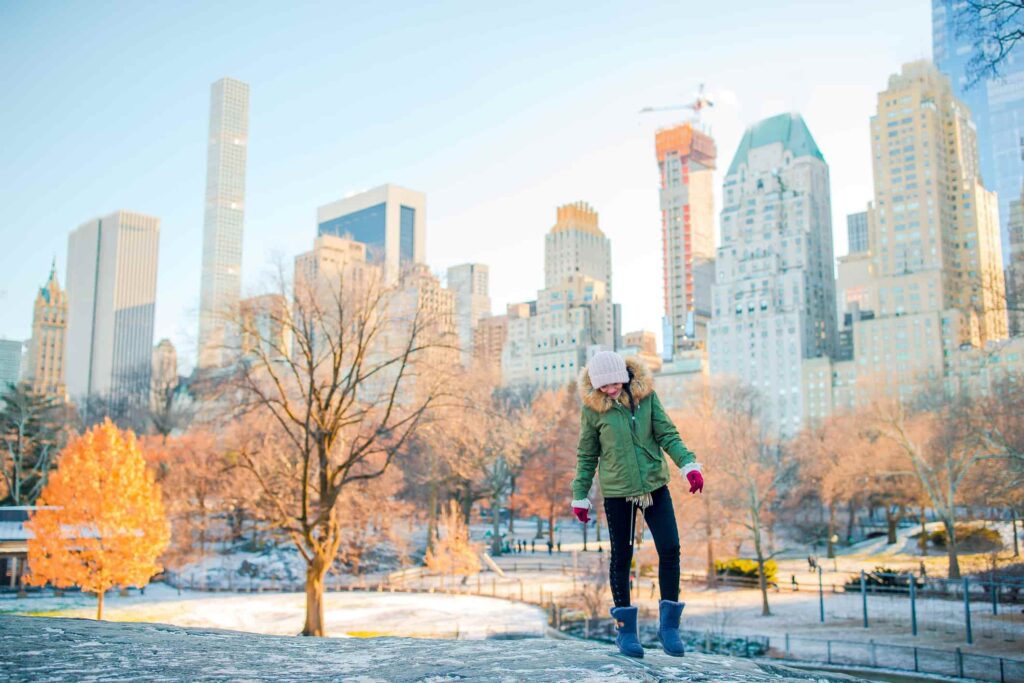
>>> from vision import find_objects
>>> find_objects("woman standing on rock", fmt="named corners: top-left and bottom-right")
top-left (570, 351), bottom-right (704, 658)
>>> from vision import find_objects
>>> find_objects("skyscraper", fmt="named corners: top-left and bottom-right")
top-left (198, 77), bottom-right (250, 369)
top-left (933, 1), bottom-right (1024, 266)
top-left (503, 204), bottom-right (618, 388)
top-left (0, 340), bottom-right (21, 390)
top-left (1007, 185), bottom-right (1024, 336)
top-left (708, 113), bottom-right (837, 436)
top-left (151, 338), bottom-right (178, 410)
top-left (803, 61), bottom-right (1012, 424)
top-left (866, 61), bottom-right (1006, 346)
top-left (447, 263), bottom-right (491, 366)
top-left (24, 261), bottom-right (67, 398)
top-left (847, 211), bottom-right (869, 254)
top-left (317, 184), bottom-right (426, 284)
top-left (65, 211), bottom-right (160, 411)
top-left (656, 123), bottom-right (717, 357)
top-left (239, 295), bottom-right (292, 363)
top-left (544, 202), bottom-right (612, 297)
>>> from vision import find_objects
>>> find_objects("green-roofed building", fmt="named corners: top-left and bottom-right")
top-left (709, 113), bottom-right (837, 436)
top-left (725, 113), bottom-right (825, 177)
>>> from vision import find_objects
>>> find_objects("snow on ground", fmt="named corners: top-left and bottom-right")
top-left (1, 615), bottom-right (867, 683)
top-left (4, 585), bottom-right (548, 640)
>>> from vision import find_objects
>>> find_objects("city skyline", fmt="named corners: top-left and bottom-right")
top-left (0, 2), bottom-right (943, 370)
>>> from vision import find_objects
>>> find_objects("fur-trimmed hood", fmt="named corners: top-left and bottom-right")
top-left (578, 356), bottom-right (654, 413)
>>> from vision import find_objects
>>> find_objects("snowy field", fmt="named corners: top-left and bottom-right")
top-left (2, 584), bottom-right (548, 640)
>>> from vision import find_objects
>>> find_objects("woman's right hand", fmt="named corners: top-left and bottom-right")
top-left (571, 498), bottom-right (591, 523)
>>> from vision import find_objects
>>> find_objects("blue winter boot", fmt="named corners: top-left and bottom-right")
top-left (609, 606), bottom-right (644, 658)
top-left (658, 599), bottom-right (685, 656)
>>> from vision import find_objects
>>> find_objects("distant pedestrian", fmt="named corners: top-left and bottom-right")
top-left (919, 561), bottom-right (927, 578)
top-left (808, 555), bottom-right (817, 571)
top-left (547, 540), bottom-right (553, 555)
top-left (570, 353), bottom-right (703, 659)
top-left (557, 541), bottom-right (562, 553)
top-left (531, 539), bottom-right (536, 553)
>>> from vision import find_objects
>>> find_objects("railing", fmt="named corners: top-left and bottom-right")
top-left (774, 634), bottom-right (1024, 683)
top-left (554, 613), bottom-right (1024, 683)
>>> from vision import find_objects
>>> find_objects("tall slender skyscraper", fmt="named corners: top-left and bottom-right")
top-left (24, 261), bottom-right (67, 398)
top-left (933, 1), bottom-right (1023, 266)
top-left (198, 77), bottom-right (250, 369)
top-left (708, 113), bottom-right (837, 436)
top-left (65, 211), bottom-right (160, 411)
top-left (655, 123), bottom-right (717, 358)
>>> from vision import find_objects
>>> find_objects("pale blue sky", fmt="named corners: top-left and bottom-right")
top-left (0, 1), bottom-right (933, 370)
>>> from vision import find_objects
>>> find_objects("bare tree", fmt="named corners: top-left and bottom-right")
top-left (670, 381), bottom-right (741, 586)
top-left (227, 262), bottom-right (455, 636)
top-left (956, 0), bottom-right (1024, 85)
top-left (0, 383), bottom-right (70, 505)
top-left (516, 384), bottom-right (578, 548)
top-left (711, 381), bottom-right (792, 616)
top-left (872, 386), bottom-right (988, 578)
top-left (148, 375), bottom-right (194, 441)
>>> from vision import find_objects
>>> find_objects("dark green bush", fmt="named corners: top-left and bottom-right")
top-left (844, 566), bottom-right (921, 590)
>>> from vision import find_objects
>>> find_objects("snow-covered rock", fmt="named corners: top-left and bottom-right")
top-left (0, 615), bottom-right (865, 681)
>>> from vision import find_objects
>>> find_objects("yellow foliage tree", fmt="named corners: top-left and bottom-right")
top-left (25, 419), bottom-right (170, 619)
top-left (424, 500), bottom-right (481, 577)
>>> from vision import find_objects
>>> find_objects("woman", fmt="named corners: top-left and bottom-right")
top-left (570, 351), bottom-right (703, 658)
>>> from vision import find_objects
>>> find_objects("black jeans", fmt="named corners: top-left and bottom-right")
top-left (603, 485), bottom-right (680, 607)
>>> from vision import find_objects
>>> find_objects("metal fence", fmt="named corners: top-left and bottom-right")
top-left (679, 569), bottom-right (1024, 647)
top-left (554, 612), bottom-right (1024, 683)
top-left (774, 634), bottom-right (1024, 683)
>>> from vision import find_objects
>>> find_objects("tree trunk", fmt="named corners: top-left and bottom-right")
top-left (96, 591), bottom-right (104, 621)
top-left (490, 496), bottom-right (502, 556)
top-left (1013, 513), bottom-right (1020, 557)
top-left (302, 553), bottom-right (330, 636)
top-left (582, 519), bottom-right (588, 552)
top-left (595, 509), bottom-right (602, 543)
top-left (846, 497), bottom-right (857, 543)
top-left (919, 506), bottom-right (928, 555)
top-left (826, 503), bottom-right (836, 559)
top-left (536, 514), bottom-right (543, 540)
top-left (753, 527), bottom-right (770, 617)
top-left (507, 477), bottom-right (515, 533)
top-left (547, 510), bottom-right (555, 547)
top-left (886, 505), bottom-right (899, 545)
top-left (460, 488), bottom-right (474, 526)
top-left (425, 482), bottom-right (439, 556)
top-left (944, 519), bottom-right (961, 580)
top-left (703, 492), bottom-right (716, 586)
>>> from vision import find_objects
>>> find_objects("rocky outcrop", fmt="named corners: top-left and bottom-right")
top-left (0, 615), bottom-right (863, 682)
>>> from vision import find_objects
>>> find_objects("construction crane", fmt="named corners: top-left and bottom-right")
top-left (639, 83), bottom-right (714, 121)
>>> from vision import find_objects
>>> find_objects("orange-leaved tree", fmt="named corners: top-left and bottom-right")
top-left (25, 419), bottom-right (170, 619)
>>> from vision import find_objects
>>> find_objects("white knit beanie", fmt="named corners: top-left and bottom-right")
top-left (587, 351), bottom-right (628, 389)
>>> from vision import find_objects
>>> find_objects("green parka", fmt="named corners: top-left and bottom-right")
top-left (571, 357), bottom-right (697, 501)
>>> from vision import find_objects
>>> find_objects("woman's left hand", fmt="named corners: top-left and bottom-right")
top-left (686, 470), bottom-right (704, 494)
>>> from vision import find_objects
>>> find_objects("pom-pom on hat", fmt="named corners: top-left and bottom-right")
top-left (587, 351), bottom-right (629, 389)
